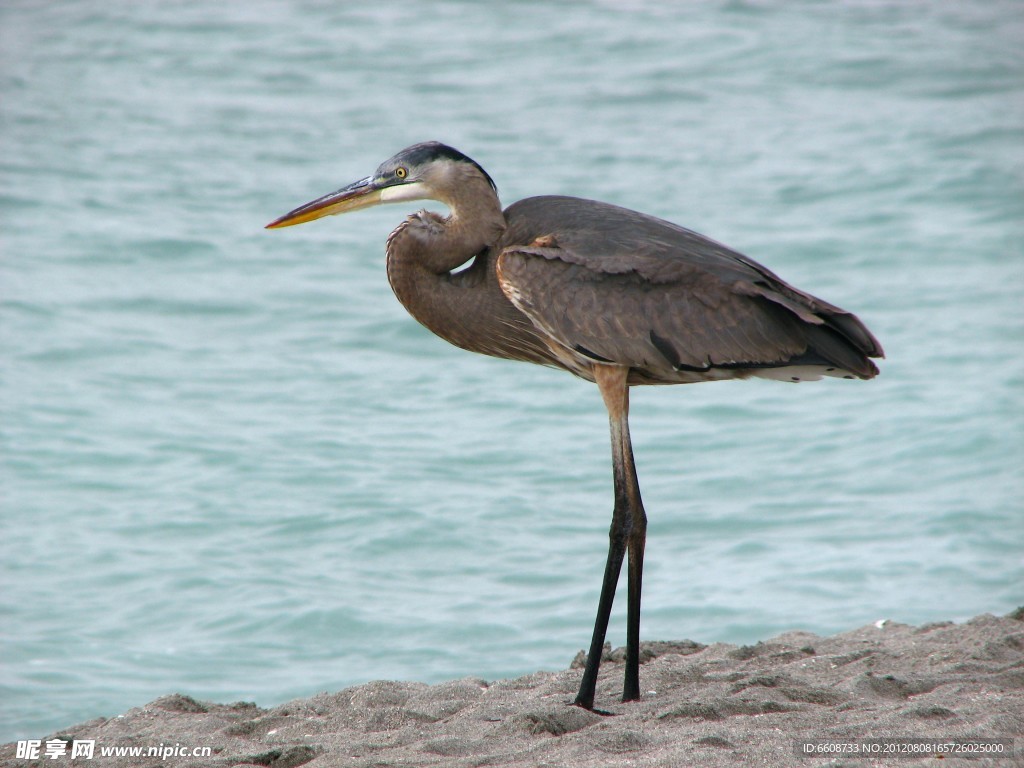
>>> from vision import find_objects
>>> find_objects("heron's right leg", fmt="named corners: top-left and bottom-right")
top-left (574, 473), bottom-right (631, 710)
top-left (575, 364), bottom-right (635, 711)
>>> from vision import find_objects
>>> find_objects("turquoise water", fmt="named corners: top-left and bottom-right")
top-left (2, 0), bottom-right (1021, 744)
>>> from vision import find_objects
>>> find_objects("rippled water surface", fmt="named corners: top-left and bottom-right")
top-left (2, 0), bottom-right (1022, 742)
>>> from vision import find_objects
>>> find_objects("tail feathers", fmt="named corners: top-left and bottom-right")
top-left (826, 310), bottom-right (885, 359)
top-left (803, 321), bottom-right (880, 380)
top-left (745, 280), bottom-right (884, 374)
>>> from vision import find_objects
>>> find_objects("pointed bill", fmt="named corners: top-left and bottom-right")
top-left (265, 176), bottom-right (383, 229)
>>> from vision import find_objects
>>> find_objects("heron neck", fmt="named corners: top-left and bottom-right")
top-left (384, 208), bottom-right (499, 349)
top-left (383, 198), bottom-right (560, 365)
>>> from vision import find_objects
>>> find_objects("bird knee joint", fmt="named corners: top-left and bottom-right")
top-left (608, 516), bottom-right (632, 546)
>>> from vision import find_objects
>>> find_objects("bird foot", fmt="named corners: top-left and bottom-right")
top-left (570, 700), bottom-right (617, 717)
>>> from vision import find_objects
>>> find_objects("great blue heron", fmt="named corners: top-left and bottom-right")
top-left (266, 141), bottom-right (883, 711)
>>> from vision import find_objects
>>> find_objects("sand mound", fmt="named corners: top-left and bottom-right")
top-left (4, 611), bottom-right (1021, 767)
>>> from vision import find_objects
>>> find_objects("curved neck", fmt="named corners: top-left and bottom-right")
top-left (382, 180), bottom-right (561, 364)
top-left (391, 171), bottom-right (506, 274)
top-left (384, 175), bottom-right (506, 354)
top-left (384, 223), bottom-right (492, 353)
top-left (381, 172), bottom-right (555, 365)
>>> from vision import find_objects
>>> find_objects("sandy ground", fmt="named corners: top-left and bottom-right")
top-left (3, 611), bottom-right (1021, 768)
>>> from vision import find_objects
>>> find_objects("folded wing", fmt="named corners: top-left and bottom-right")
top-left (496, 196), bottom-right (883, 384)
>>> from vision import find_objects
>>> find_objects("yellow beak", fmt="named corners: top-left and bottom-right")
top-left (265, 176), bottom-right (383, 229)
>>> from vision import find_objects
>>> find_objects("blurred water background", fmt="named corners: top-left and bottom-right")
top-left (1, 0), bottom-right (1021, 743)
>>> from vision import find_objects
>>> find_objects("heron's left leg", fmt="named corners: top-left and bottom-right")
top-left (619, 403), bottom-right (646, 702)
top-left (592, 364), bottom-right (647, 704)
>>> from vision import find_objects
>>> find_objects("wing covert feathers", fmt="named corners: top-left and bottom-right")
top-left (495, 197), bottom-right (882, 384)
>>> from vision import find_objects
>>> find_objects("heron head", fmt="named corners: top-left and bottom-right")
top-left (266, 141), bottom-right (496, 229)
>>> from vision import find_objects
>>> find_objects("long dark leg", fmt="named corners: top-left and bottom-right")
top-left (574, 462), bottom-right (630, 709)
top-left (619, 400), bottom-right (646, 702)
top-left (575, 364), bottom-right (647, 709)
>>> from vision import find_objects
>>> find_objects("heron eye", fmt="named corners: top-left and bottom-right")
top-left (395, 167), bottom-right (408, 179)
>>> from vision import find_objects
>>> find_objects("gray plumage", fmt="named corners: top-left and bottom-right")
top-left (267, 141), bottom-right (883, 711)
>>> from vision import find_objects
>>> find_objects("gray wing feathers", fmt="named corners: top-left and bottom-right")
top-left (498, 244), bottom-right (801, 374)
top-left (496, 196), bottom-right (881, 380)
top-left (497, 231), bottom-right (880, 380)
